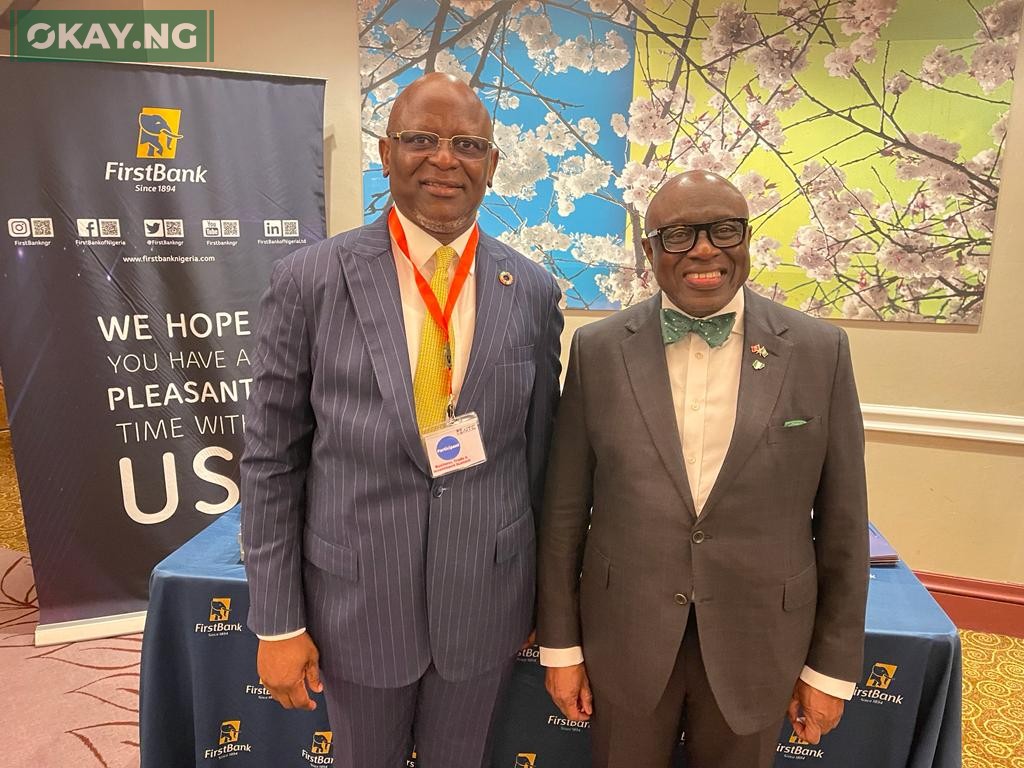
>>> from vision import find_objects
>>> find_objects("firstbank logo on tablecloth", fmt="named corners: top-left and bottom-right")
top-left (219, 720), bottom-right (240, 745)
top-left (137, 107), bottom-right (182, 158)
top-left (515, 753), bottom-right (537, 767)
top-left (204, 719), bottom-right (252, 758)
top-left (302, 731), bottom-right (335, 765)
top-left (777, 731), bottom-right (824, 760)
top-left (195, 595), bottom-right (243, 636)
top-left (866, 662), bottom-right (898, 689)
top-left (209, 596), bottom-right (231, 621)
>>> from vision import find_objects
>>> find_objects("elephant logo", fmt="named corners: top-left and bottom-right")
top-left (866, 662), bottom-right (898, 689)
top-left (209, 597), bottom-right (231, 622)
top-left (219, 720), bottom-right (240, 745)
top-left (515, 754), bottom-right (536, 767)
top-left (137, 107), bottom-right (183, 159)
top-left (311, 731), bottom-right (333, 754)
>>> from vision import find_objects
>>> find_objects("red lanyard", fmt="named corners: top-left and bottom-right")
top-left (387, 206), bottom-right (478, 349)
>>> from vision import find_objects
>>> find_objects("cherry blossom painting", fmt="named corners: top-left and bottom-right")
top-left (359, 0), bottom-right (1020, 322)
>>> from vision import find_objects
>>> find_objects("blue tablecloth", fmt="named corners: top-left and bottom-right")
top-left (140, 506), bottom-right (961, 767)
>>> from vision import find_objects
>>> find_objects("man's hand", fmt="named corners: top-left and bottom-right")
top-left (545, 663), bottom-right (593, 721)
top-left (257, 632), bottom-right (324, 711)
top-left (787, 679), bottom-right (844, 744)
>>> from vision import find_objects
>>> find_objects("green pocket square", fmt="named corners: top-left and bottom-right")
top-left (783, 419), bottom-right (808, 428)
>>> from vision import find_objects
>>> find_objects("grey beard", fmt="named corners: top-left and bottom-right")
top-left (412, 210), bottom-right (475, 239)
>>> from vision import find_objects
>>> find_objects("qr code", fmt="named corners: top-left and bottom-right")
top-left (99, 219), bottom-right (121, 237)
top-left (282, 220), bottom-right (299, 237)
top-left (163, 219), bottom-right (184, 237)
top-left (221, 219), bottom-right (239, 237)
top-left (31, 218), bottom-right (54, 238)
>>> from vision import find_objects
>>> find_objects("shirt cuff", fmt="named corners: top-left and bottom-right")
top-left (257, 627), bottom-right (306, 641)
top-left (800, 665), bottom-right (856, 700)
top-left (539, 646), bottom-right (584, 667)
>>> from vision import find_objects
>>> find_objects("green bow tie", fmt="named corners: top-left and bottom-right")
top-left (661, 308), bottom-right (736, 348)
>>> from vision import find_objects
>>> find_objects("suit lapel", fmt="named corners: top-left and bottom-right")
top-left (700, 288), bottom-right (793, 520)
top-left (457, 235), bottom-right (513, 415)
top-left (622, 295), bottom-right (696, 515)
top-left (339, 214), bottom-right (428, 474)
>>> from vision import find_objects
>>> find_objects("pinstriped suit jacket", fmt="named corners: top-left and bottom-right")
top-left (241, 213), bottom-right (563, 687)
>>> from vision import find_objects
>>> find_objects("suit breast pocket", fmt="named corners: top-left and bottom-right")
top-left (496, 344), bottom-right (534, 366)
top-left (767, 417), bottom-right (822, 446)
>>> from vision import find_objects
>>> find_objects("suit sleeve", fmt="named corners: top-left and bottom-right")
top-left (806, 328), bottom-right (869, 682)
top-left (526, 278), bottom-right (564, 523)
top-left (240, 257), bottom-right (315, 637)
top-left (536, 328), bottom-right (595, 649)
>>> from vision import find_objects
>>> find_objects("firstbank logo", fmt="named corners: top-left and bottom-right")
top-left (311, 732), bottom-right (333, 754)
top-left (219, 720), bottom-right (240, 745)
top-left (789, 731), bottom-right (809, 745)
top-left (138, 107), bottom-right (183, 158)
top-left (209, 597), bottom-right (231, 621)
top-left (866, 662), bottom-right (897, 689)
top-left (203, 718), bottom-right (252, 758)
top-left (515, 753), bottom-right (537, 767)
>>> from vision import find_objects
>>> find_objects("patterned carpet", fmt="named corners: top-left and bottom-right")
top-left (0, 433), bottom-right (1022, 765)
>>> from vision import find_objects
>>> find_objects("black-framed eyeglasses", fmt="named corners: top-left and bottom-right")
top-left (646, 218), bottom-right (748, 253)
top-left (388, 130), bottom-right (493, 160)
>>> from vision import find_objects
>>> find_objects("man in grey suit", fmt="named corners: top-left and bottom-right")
top-left (241, 73), bottom-right (562, 767)
top-left (537, 171), bottom-right (868, 767)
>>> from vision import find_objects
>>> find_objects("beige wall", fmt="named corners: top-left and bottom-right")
top-left (3, 2), bottom-right (1021, 583)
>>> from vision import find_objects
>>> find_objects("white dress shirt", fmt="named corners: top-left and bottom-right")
top-left (540, 290), bottom-right (856, 701)
top-left (259, 207), bottom-right (478, 642)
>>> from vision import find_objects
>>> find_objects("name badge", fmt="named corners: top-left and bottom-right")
top-left (422, 413), bottom-right (487, 478)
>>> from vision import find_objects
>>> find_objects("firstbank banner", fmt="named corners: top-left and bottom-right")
top-left (0, 59), bottom-right (325, 628)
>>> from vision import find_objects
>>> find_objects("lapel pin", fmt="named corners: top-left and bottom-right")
top-left (498, 271), bottom-right (514, 286)
top-left (752, 359), bottom-right (766, 370)
top-left (750, 343), bottom-right (768, 358)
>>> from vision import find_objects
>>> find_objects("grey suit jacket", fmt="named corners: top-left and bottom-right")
top-left (537, 288), bottom-right (868, 735)
top-left (241, 213), bottom-right (563, 687)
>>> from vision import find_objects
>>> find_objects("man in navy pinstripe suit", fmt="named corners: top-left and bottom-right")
top-left (241, 73), bottom-right (563, 767)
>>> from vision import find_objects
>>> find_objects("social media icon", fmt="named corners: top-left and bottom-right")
top-left (144, 219), bottom-right (164, 237)
top-left (77, 219), bottom-right (99, 237)
top-left (7, 218), bottom-right (30, 237)
top-left (264, 219), bottom-right (282, 237)
top-left (203, 219), bottom-right (222, 237)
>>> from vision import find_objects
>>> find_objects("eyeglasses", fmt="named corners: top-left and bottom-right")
top-left (388, 130), bottom-right (493, 160)
top-left (646, 218), bottom-right (748, 253)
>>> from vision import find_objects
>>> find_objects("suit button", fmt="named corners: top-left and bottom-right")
top-left (674, 593), bottom-right (688, 605)
top-left (432, 487), bottom-right (446, 498)
top-left (691, 530), bottom-right (705, 544)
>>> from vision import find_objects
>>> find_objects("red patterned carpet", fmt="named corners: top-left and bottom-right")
top-left (0, 549), bottom-right (142, 767)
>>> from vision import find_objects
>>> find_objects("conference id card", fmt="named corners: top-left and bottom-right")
top-left (422, 413), bottom-right (487, 478)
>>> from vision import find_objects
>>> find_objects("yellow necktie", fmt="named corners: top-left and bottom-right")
top-left (413, 245), bottom-right (457, 431)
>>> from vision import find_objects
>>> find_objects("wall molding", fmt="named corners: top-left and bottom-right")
top-left (916, 570), bottom-right (1024, 638)
top-left (861, 403), bottom-right (1024, 445)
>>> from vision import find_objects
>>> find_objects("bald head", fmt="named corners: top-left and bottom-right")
top-left (379, 73), bottom-right (499, 243)
top-left (642, 170), bottom-right (752, 317)
top-left (645, 171), bottom-right (748, 233)
top-left (387, 72), bottom-right (493, 138)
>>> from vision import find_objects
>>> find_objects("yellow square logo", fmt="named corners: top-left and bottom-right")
top-left (210, 597), bottom-right (231, 622)
top-left (311, 731), bottom-right (333, 754)
top-left (866, 662), bottom-right (898, 689)
top-left (137, 107), bottom-right (183, 159)
top-left (789, 731), bottom-right (809, 745)
top-left (515, 754), bottom-right (537, 768)
top-left (219, 720), bottom-right (240, 745)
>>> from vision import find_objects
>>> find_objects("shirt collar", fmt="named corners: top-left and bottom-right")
top-left (661, 287), bottom-right (745, 337)
top-left (393, 205), bottom-right (477, 276)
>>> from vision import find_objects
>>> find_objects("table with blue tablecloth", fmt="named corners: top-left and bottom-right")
top-left (140, 506), bottom-right (961, 768)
